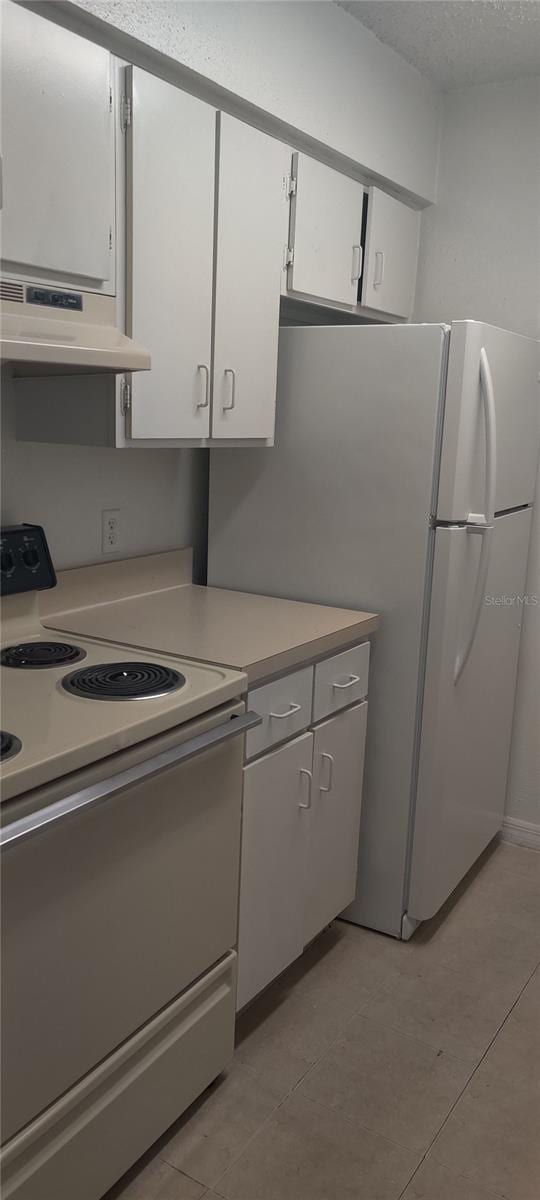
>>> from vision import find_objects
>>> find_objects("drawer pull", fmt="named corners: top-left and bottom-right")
top-left (298, 767), bottom-right (313, 809)
top-left (269, 702), bottom-right (302, 719)
top-left (320, 752), bottom-right (335, 793)
top-left (332, 674), bottom-right (361, 690)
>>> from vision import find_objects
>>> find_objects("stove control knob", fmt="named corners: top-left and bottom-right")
top-left (1, 549), bottom-right (14, 574)
top-left (22, 547), bottom-right (40, 570)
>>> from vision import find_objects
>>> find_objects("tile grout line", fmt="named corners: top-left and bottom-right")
top-left (395, 956), bottom-right (540, 1199)
top-left (351, 996), bottom-right (491, 1067)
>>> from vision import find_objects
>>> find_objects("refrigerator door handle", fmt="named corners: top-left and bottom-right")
top-left (454, 524), bottom-right (493, 683)
top-left (455, 347), bottom-right (498, 683)
top-left (468, 348), bottom-right (497, 527)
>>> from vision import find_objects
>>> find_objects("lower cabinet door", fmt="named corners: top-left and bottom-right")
top-left (304, 702), bottom-right (368, 946)
top-left (237, 733), bottom-right (314, 1010)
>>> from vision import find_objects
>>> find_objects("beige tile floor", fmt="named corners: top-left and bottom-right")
top-left (106, 840), bottom-right (540, 1200)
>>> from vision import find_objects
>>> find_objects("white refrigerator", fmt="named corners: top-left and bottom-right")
top-left (208, 322), bottom-right (539, 938)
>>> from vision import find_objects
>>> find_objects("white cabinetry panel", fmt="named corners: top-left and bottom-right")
top-left (237, 733), bottom-right (313, 1010)
top-left (313, 643), bottom-right (370, 723)
top-left (246, 667), bottom-right (314, 759)
top-left (287, 154), bottom-right (364, 306)
top-left (127, 67), bottom-right (215, 440)
top-left (361, 187), bottom-right (419, 318)
top-left (304, 703), bottom-right (368, 946)
top-left (212, 115), bottom-right (291, 441)
top-left (1, 3), bottom-right (115, 288)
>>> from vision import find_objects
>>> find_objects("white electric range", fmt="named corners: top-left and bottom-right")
top-left (0, 525), bottom-right (257, 1200)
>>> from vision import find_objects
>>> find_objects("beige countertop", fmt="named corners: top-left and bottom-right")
top-left (42, 551), bottom-right (379, 684)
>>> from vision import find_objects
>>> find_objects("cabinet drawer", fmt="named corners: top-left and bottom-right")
top-left (246, 667), bottom-right (314, 759)
top-left (313, 643), bottom-right (369, 723)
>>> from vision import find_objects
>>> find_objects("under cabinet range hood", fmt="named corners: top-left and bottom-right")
top-left (0, 283), bottom-right (150, 376)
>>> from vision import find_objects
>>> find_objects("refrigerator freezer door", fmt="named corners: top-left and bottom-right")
top-left (209, 323), bottom-right (447, 936)
top-left (408, 507), bottom-right (532, 921)
top-left (437, 321), bottom-right (539, 522)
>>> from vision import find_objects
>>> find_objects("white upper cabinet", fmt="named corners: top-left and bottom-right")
top-left (126, 67), bottom-right (215, 440)
top-left (287, 154), bottom-right (364, 306)
top-left (361, 187), bottom-right (420, 318)
top-left (211, 115), bottom-right (291, 441)
top-left (1, 3), bottom-right (115, 290)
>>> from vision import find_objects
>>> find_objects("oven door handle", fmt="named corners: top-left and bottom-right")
top-left (0, 710), bottom-right (261, 851)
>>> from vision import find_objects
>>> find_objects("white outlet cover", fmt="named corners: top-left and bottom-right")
top-left (102, 508), bottom-right (121, 555)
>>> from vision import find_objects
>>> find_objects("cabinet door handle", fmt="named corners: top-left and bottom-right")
top-left (320, 752), bottom-right (335, 793)
top-left (197, 364), bottom-right (210, 408)
top-left (298, 767), bottom-right (313, 809)
top-left (269, 702), bottom-right (302, 719)
top-left (332, 674), bottom-right (361, 690)
top-left (223, 368), bottom-right (236, 411)
top-left (373, 250), bottom-right (385, 288)
top-left (351, 243), bottom-right (363, 283)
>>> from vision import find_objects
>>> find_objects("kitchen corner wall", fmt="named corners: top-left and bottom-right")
top-left (414, 74), bottom-right (540, 839)
top-left (0, 371), bottom-right (209, 575)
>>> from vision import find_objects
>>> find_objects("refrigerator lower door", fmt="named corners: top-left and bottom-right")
top-left (407, 507), bottom-right (532, 921)
top-left (438, 321), bottom-right (539, 522)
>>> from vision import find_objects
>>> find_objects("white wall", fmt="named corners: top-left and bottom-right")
top-left (1, 372), bottom-right (208, 572)
top-left (415, 75), bottom-right (540, 835)
top-left (415, 76), bottom-right (540, 338)
top-left (70, 0), bottom-right (441, 202)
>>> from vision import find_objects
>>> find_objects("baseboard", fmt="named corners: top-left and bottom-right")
top-left (501, 816), bottom-right (540, 852)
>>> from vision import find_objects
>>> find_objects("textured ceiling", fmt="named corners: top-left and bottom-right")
top-left (336, 1), bottom-right (540, 90)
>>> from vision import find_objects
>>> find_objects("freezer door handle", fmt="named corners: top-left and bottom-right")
top-left (0, 710), bottom-right (261, 850)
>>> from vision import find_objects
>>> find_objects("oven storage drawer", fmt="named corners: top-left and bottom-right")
top-left (1, 704), bottom-right (248, 1142)
top-left (0, 952), bottom-right (237, 1200)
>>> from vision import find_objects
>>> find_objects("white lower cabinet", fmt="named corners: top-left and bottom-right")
top-left (237, 733), bottom-right (313, 1011)
top-left (237, 692), bottom-right (369, 1011)
top-left (304, 702), bottom-right (368, 946)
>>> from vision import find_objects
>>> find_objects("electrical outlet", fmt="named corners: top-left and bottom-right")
top-left (101, 509), bottom-right (121, 555)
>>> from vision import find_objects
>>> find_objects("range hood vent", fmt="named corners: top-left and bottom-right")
top-left (1, 282), bottom-right (150, 377)
top-left (1, 281), bottom-right (24, 303)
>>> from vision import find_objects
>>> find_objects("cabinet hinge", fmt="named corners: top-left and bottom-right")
top-left (284, 246), bottom-right (294, 268)
top-left (109, 85), bottom-right (113, 114)
top-left (120, 378), bottom-right (132, 417)
top-left (108, 226), bottom-right (113, 251)
top-left (284, 173), bottom-right (297, 198)
top-left (120, 94), bottom-right (132, 132)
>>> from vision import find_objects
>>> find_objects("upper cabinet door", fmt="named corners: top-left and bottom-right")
top-left (361, 187), bottom-right (420, 318)
top-left (287, 154), bottom-right (364, 306)
top-left (1, 3), bottom-right (115, 289)
top-left (127, 67), bottom-right (215, 440)
top-left (212, 115), bottom-right (291, 441)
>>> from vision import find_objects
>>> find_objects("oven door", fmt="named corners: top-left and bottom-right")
top-left (1, 702), bottom-right (255, 1142)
